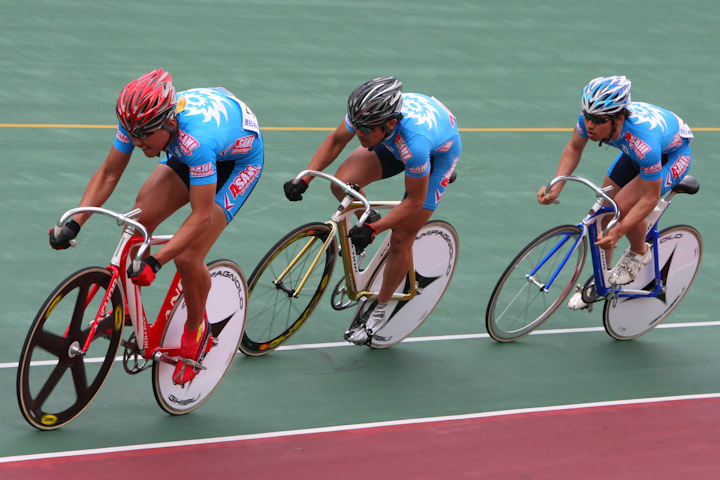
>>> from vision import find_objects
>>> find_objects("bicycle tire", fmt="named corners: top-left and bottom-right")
top-left (603, 225), bottom-right (702, 340)
top-left (240, 222), bottom-right (337, 356)
top-left (17, 267), bottom-right (124, 430)
top-left (361, 220), bottom-right (459, 349)
top-left (486, 224), bottom-right (587, 342)
top-left (152, 259), bottom-right (248, 415)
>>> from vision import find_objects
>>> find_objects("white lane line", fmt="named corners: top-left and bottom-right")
top-left (3, 321), bottom-right (720, 369)
top-left (2, 392), bottom-right (720, 464)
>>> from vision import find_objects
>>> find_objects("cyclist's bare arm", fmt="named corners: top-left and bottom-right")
top-left (538, 130), bottom-right (587, 204)
top-left (73, 146), bottom-right (132, 225)
top-left (371, 173), bottom-right (428, 235)
top-left (301, 121), bottom-right (355, 184)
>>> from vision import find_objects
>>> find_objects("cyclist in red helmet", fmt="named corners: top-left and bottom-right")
top-left (49, 69), bottom-right (264, 385)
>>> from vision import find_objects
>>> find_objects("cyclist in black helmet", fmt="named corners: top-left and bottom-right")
top-left (284, 76), bottom-right (461, 345)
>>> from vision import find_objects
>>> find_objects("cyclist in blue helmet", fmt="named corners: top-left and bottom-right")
top-left (537, 76), bottom-right (693, 309)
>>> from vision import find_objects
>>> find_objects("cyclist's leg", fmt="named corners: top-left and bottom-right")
top-left (331, 146), bottom-right (386, 201)
top-left (362, 153), bottom-right (457, 338)
top-left (179, 157), bottom-right (262, 331)
top-left (611, 175), bottom-right (649, 251)
top-left (378, 208), bottom-right (433, 303)
top-left (133, 161), bottom-right (190, 232)
top-left (377, 151), bottom-right (458, 304)
top-left (153, 259), bottom-right (248, 414)
top-left (602, 153), bottom-right (637, 264)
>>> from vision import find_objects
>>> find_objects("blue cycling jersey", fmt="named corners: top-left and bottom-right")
top-left (344, 93), bottom-right (461, 178)
top-left (113, 87), bottom-right (264, 222)
top-left (114, 87), bottom-right (263, 185)
top-left (575, 102), bottom-right (693, 181)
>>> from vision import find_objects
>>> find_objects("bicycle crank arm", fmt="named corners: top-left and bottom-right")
top-left (152, 351), bottom-right (210, 370)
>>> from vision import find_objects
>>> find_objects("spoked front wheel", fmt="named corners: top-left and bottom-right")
top-left (240, 222), bottom-right (337, 356)
top-left (486, 225), bottom-right (587, 342)
top-left (603, 225), bottom-right (703, 340)
top-left (360, 220), bottom-right (459, 349)
top-left (152, 260), bottom-right (248, 415)
top-left (17, 267), bottom-right (124, 430)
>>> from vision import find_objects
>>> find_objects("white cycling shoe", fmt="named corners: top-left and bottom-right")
top-left (608, 244), bottom-right (653, 285)
top-left (344, 300), bottom-right (388, 345)
top-left (568, 290), bottom-right (589, 310)
top-left (567, 277), bottom-right (600, 311)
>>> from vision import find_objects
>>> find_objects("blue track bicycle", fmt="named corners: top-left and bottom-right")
top-left (486, 174), bottom-right (702, 342)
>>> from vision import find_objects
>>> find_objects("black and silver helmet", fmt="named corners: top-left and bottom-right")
top-left (347, 76), bottom-right (403, 129)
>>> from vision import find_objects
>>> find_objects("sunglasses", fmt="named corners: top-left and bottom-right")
top-left (354, 124), bottom-right (376, 135)
top-left (130, 127), bottom-right (156, 139)
top-left (582, 111), bottom-right (613, 125)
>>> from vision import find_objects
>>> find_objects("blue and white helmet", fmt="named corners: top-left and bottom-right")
top-left (581, 76), bottom-right (631, 116)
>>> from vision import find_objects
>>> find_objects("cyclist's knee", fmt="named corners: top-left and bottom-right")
top-left (174, 253), bottom-right (207, 274)
top-left (389, 228), bottom-right (416, 251)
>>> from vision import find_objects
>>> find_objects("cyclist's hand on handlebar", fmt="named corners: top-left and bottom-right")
top-left (283, 179), bottom-right (308, 201)
top-left (537, 186), bottom-right (560, 205)
top-left (127, 256), bottom-right (162, 287)
top-left (49, 220), bottom-right (81, 250)
top-left (348, 222), bottom-right (377, 252)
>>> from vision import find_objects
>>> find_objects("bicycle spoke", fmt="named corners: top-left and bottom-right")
top-left (34, 330), bottom-right (67, 358)
top-left (18, 267), bottom-right (124, 430)
top-left (70, 359), bottom-right (89, 397)
top-left (92, 313), bottom-right (117, 341)
top-left (486, 225), bottom-right (586, 342)
top-left (242, 223), bottom-right (335, 355)
top-left (33, 362), bottom-right (70, 411)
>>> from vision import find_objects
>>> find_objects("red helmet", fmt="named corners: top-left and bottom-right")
top-left (116, 69), bottom-right (177, 138)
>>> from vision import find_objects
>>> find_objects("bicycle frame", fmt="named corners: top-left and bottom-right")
top-left (531, 175), bottom-right (678, 300)
top-left (276, 170), bottom-right (417, 302)
top-left (55, 207), bottom-right (185, 365)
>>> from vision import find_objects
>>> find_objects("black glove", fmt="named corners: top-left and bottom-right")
top-left (284, 179), bottom-right (308, 201)
top-left (127, 256), bottom-right (162, 287)
top-left (348, 222), bottom-right (377, 252)
top-left (49, 220), bottom-right (81, 250)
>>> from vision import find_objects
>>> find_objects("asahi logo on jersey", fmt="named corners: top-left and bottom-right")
top-left (435, 140), bottom-right (454, 153)
top-left (224, 164), bottom-right (261, 210)
top-left (671, 155), bottom-right (690, 179)
top-left (189, 162), bottom-right (214, 178)
top-left (624, 132), bottom-right (651, 159)
top-left (668, 133), bottom-right (683, 149)
top-left (116, 128), bottom-right (130, 144)
top-left (641, 163), bottom-right (661, 175)
top-left (394, 134), bottom-right (413, 162)
top-left (221, 135), bottom-right (255, 155)
top-left (408, 163), bottom-right (429, 175)
top-left (178, 130), bottom-right (200, 156)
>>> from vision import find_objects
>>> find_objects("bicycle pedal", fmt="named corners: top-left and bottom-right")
top-left (344, 326), bottom-right (370, 345)
top-left (182, 358), bottom-right (208, 371)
